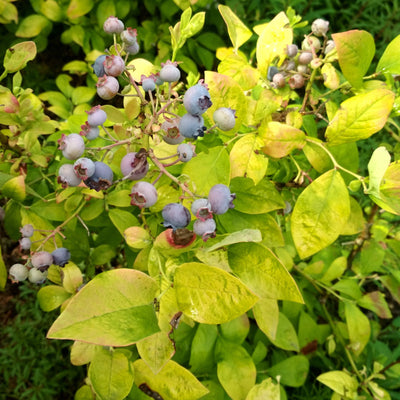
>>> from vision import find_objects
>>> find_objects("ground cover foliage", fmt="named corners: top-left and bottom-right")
top-left (1, 1), bottom-right (400, 400)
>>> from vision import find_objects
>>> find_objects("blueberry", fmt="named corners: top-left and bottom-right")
top-left (31, 251), bottom-right (53, 271)
top-left (286, 44), bottom-right (299, 58)
top-left (103, 16), bottom-right (124, 34)
top-left (130, 181), bottom-right (158, 208)
top-left (51, 247), bottom-right (71, 267)
top-left (179, 113), bottom-right (206, 139)
top-left (161, 118), bottom-right (185, 144)
top-left (58, 163), bottom-right (82, 188)
top-left (125, 42), bottom-right (140, 55)
top-left (302, 36), bottom-right (321, 52)
top-left (162, 203), bottom-right (191, 230)
top-left (28, 268), bottom-right (48, 284)
top-left (80, 122), bottom-right (100, 140)
top-left (19, 237), bottom-right (31, 251)
top-left (120, 150), bottom-right (149, 180)
top-left (324, 40), bottom-right (336, 55)
top-left (208, 184), bottom-right (236, 215)
top-left (267, 66), bottom-right (279, 81)
top-left (58, 133), bottom-right (85, 160)
top-left (159, 60), bottom-right (181, 83)
top-left (86, 105), bottom-right (107, 126)
top-left (9, 263), bottom-right (29, 282)
top-left (272, 73), bottom-right (286, 88)
top-left (103, 55), bottom-right (125, 77)
top-left (191, 198), bottom-right (213, 221)
top-left (311, 18), bottom-right (329, 37)
top-left (193, 218), bottom-right (217, 241)
top-left (141, 75), bottom-right (156, 92)
top-left (121, 28), bottom-right (138, 45)
top-left (74, 157), bottom-right (96, 180)
top-left (96, 75), bottom-right (119, 100)
top-left (92, 55), bottom-right (107, 77)
top-left (177, 143), bottom-right (194, 162)
top-left (84, 161), bottom-right (114, 191)
top-left (20, 224), bottom-right (34, 238)
top-left (298, 51), bottom-right (313, 65)
top-left (288, 73), bottom-right (305, 89)
top-left (213, 107), bottom-right (236, 131)
top-left (183, 81), bottom-right (212, 116)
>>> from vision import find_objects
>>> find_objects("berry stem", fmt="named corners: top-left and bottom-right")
top-left (125, 70), bottom-right (146, 104)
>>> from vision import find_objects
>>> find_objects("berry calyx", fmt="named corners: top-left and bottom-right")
top-left (103, 55), bottom-right (125, 77)
top-left (191, 198), bottom-right (213, 221)
top-left (80, 122), bottom-right (100, 140)
top-left (162, 118), bottom-right (184, 144)
top-left (73, 157), bottom-right (95, 180)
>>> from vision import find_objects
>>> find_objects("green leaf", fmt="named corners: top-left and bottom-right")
top-left (344, 302), bottom-right (370, 356)
top-left (181, 11), bottom-right (205, 39)
top-left (366, 146), bottom-right (391, 197)
top-left (230, 177), bottom-right (285, 214)
top-left (0, 246), bottom-right (7, 290)
top-left (3, 41), bottom-right (37, 73)
top-left (220, 314), bottom-right (250, 344)
top-left (71, 86), bottom-right (96, 105)
top-left (317, 370), bottom-right (358, 397)
top-left (205, 229), bottom-right (262, 252)
top-left (15, 15), bottom-right (50, 38)
top-left (67, 0), bottom-right (94, 19)
top-left (137, 331), bottom-right (175, 374)
top-left (133, 359), bottom-right (209, 400)
top-left (268, 312), bottom-right (299, 352)
top-left (325, 89), bottom-right (395, 145)
top-left (230, 134), bottom-right (269, 185)
top-left (253, 298), bottom-right (279, 340)
top-left (2, 175), bottom-right (25, 202)
top-left (377, 34), bottom-right (400, 74)
top-left (174, 262), bottom-right (259, 324)
top-left (101, 105), bottom-right (126, 123)
top-left (189, 324), bottom-right (219, 374)
top-left (30, 200), bottom-right (66, 221)
top-left (215, 338), bottom-right (257, 400)
top-left (62, 262), bottom-right (83, 294)
top-left (246, 378), bottom-right (280, 400)
top-left (47, 269), bottom-right (160, 346)
top-left (339, 197), bottom-right (366, 236)
top-left (357, 291), bottom-right (392, 319)
top-left (332, 30), bottom-right (375, 88)
top-left (182, 146), bottom-right (230, 195)
top-left (218, 5), bottom-right (253, 51)
top-left (267, 355), bottom-right (309, 387)
top-left (228, 242), bottom-right (303, 302)
top-left (256, 12), bottom-right (293, 77)
top-left (37, 285), bottom-right (71, 311)
top-left (89, 347), bottom-right (134, 400)
top-left (124, 226), bottom-right (152, 249)
top-left (260, 121), bottom-right (306, 158)
top-left (291, 169), bottom-right (351, 259)
top-left (40, 0), bottom-right (64, 22)
top-left (109, 208), bottom-right (139, 236)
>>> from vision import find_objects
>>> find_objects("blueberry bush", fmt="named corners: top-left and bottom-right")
top-left (1, 4), bottom-right (400, 400)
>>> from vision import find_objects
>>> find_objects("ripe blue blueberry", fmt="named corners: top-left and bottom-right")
top-left (179, 113), bottom-right (206, 139)
top-left (86, 105), bottom-right (107, 126)
top-left (162, 203), bottom-right (191, 230)
top-left (208, 184), bottom-right (236, 215)
top-left (183, 80), bottom-right (212, 116)
top-left (92, 55), bottom-right (107, 77)
top-left (80, 122), bottom-right (100, 140)
top-left (84, 161), bottom-right (114, 191)
top-left (159, 60), bottom-right (181, 83)
top-left (177, 143), bottom-right (194, 162)
top-left (103, 16), bottom-right (124, 34)
top-left (193, 218), bottom-right (217, 241)
top-left (28, 268), bottom-right (48, 284)
top-left (125, 42), bottom-right (140, 55)
top-left (213, 107), bottom-right (236, 131)
top-left (120, 150), bottom-right (149, 180)
top-left (141, 74), bottom-right (157, 92)
top-left (267, 66), bottom-right (279, 81)
top-left (19, 237), bottom-right (31, 251)
top-left (20, 224), bottom-right (34, 238)
top-left (191, 198), bottom-right (213, 221)
top-left (58, 133), bottom-right (85, 160)
top-left (130, 181), bottom-right (158, 208)
top-left (31, 251), bottom-right (53, 271)
top-left (103, 55), bottom-right (125, 77)
top-left (74, 157), bottom-right (95, 180)
top-left (9, 263), bottom-right (29, 282)
top-left (96, 75), bottom-right (119, 100)
top-left (51, 247), bottom-right (71, 267)
top-left (58, 163), bottom-right (82, 188)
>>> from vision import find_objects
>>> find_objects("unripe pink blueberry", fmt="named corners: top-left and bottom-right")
top-left (31, 251), bottom-right (53, 271)
top-left (9, 263), bottom-right (29, 282)
top-left (28, 268), bottom-right (48, 284)
top-left (58, 163), bottom-right (82, 188)
top-left (80, 122), bottom-right (100, 140)
top-left (159, 60), bottom-right (181, 83)
top-left (86, 105), bottom-right (107, 126)
top-left (213, 107), bottom-right (236, 131)
top-left (20, 224), bottom-right (34, 238)
top-left (288, 73), bottom-right (305, 89)
top-left (120, 151), bottom-right (149, 180)
top-left (272, 73), bottom-right (286, 88)
top-left (193, 218), bottom-right (216, 241)
top-left (298, 51), bottom-right (313, 65)
top-left (120, 28), bottom-right (138, 45)
top-left (286, 44), bottom-right (299, 58)
top-left (96, 75), bottom-right (119, 100)
top-left (103, 55), bottom-right (125, 77)
top-left (103, 16), bottom-right (124, 34)
top-left (74, 157), bottom-right (96, 180)
top-left (130, 181), bottom-right (158, 209)
top-left (162, 118), bottom-right (185, 144)
top-left (19, 237), bottom-right (31, 251)
top-left (58, 133), bottom-right (85, 160)
top-left (311, 18), bottom-right (330, 36)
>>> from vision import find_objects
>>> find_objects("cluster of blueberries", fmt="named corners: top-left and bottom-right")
top-left (9, 224), bottom-right (71, 283)
top-left (267, 18), bottom-right (333, 89)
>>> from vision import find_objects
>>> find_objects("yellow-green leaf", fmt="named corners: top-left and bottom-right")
top-left (2, 175), bottom-right (25, 202)
top-left (325, 89), bottom-right (394, 145)
top-left (3, 41), bottom-right (37, 73)
top-left (67, 0), bottom-right (94, 19)
top-left (345, 302), bottom-right (370, 356)
top-left (377, 34), bottom-right (400, 74)
top-left (37, 285), bottom-right (71, 312)
top-left (15, 15), bottom-right (50, 38)
top-left (124, 226), bottom-right (152, 249)
top-left (291, 169), bottom-right (351, 259)
top-left (317, 370), bottom-right (358, 397)
top-left (0, 246), bottom-right (8, 290)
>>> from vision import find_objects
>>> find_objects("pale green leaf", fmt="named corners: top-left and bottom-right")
top-left (124, 226), bottom-right (152, 249)
top-left (3, 41), bottom-right (37, 73)
top-left (253, 298), bottom-right (279, 340)
top-left (345, 302), bottom-right (371, 356)
top-left (268, 312), bottom-right (299, 352)
top-left (317, 370), bottom-right (358, 397)
top-left (205, 229), bottom-right (262, 252)
top-left (246, 378), bottom-right (280, 400)
top-left (174, 262), bottom-right (258, 324)
top-left (377, 34), bottom-right (400, 74)
top-left (109, 208), bottom-right (139, 237)
top-left (267, 355), bottom-right (309, 387)
top-left (37, 285), bottom-right (70, 312)
top-left (70, 341), bottom-right (99, 366)
top-left (291, 169), bottom-right (351, 259)
top-left (67, 0), bottom-right (94, 19)
top-left (0, 246), bottom-right (6, 290)
top-left (15, 15), bottom-right (50, 38)
top-left (47, 269), bottom-right (160, 346)
top-left (2, 175), bottom-right (25, 202)
top-left (367, 146), bottom-right (391, 197)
